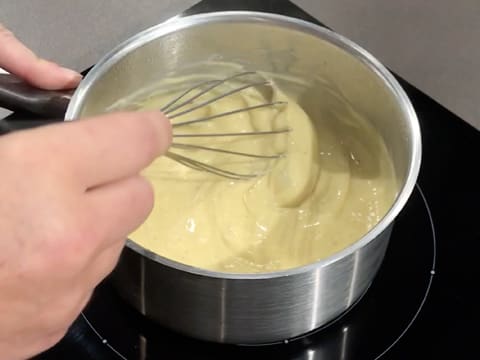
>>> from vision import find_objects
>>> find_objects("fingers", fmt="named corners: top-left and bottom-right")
top-left (82, 175), bottom-right (154, 286)
top-left (0, 24), bottom-right (82, 90)
top-left (76, 111), bottom-right (171, 188)
top-left (85, 175), bottom-right (155, 249)
top-left (17, 111), bottom-right (172, 189)
top-left (87, 241), bottom-right (125, 288)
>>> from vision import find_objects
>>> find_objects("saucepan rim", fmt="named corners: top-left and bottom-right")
top-left (65, 11), bottom-right (422, 280)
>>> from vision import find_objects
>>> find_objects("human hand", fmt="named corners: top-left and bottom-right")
top-left (0, 25), bottom-right (172, 360)
top-left (0, 112), bottom-right (172, 360)
top-left (0, 23), bottom-right (82, 89)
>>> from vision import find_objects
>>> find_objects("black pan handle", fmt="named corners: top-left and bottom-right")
top-left (0, 73), bottom-right (72, 118)
top-left (0, 118), bottom-right (11, 135)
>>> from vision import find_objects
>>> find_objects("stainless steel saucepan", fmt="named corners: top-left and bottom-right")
top-left (0, 11), bottom-right (421, 344)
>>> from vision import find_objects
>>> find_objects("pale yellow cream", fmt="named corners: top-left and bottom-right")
top-left (118, 74), bottom-right (397, 273)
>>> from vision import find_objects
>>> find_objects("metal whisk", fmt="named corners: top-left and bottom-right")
top-left (160, 72), bottom-right (290, 180)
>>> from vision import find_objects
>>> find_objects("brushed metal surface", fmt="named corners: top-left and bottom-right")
top-left (112, 227), bottom-right (391, 343)
top-left (64, 12), bottom-right (421, 343)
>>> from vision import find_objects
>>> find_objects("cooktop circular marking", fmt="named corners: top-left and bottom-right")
top-left (81, 312), bottom-right (128, 360)
top-left (79, 183), bottom-right (437, 360)
top-left (374, 184), bottom-right (437, 359)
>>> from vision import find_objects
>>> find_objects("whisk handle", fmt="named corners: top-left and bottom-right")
top-left (0, 73), bottom-right (72, 118)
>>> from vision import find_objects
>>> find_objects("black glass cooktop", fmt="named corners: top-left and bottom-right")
top-left (4, 0), bottom-right (477, 359)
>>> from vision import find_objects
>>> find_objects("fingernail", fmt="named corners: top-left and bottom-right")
top-left (158, 112), bottom-right (173, 154)
top-left (145, 111), bottom-right (172, 155)
top-left (60, 67), bottom-right (83, 86)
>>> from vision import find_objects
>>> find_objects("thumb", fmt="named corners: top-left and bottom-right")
top-left (0, 24), bottom-right (82, 90)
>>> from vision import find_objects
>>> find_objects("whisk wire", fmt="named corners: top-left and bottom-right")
top-left (167, 151), bottom-right (259, 180)
top-left (166, 80), bottom-right (270, 119)
top-left (172, 101), bottom-right (286, 127)
top-left (160, 71), bottom-right (290, 179)
top-left (162, 71), bottom-right (257, 115)
top-left (160, 79), bottom-right (219, 113)
top-left (171, 142), bottom-right (284, 159)
top-left (173, 128), bottom-right (291, 138)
